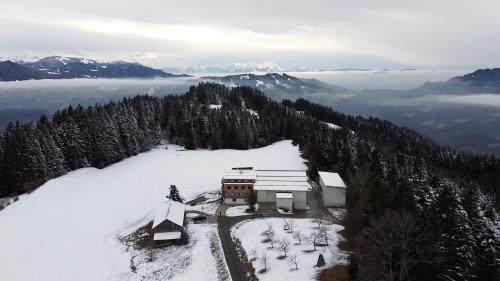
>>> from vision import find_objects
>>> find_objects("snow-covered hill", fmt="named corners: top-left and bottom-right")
top-left (203, 73), bottom-right (356, 102)
top-left (0, 141), bottom-right (306, 281)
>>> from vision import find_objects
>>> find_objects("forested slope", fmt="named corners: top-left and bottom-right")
top-left (0, 83), bottom-right (498, 280)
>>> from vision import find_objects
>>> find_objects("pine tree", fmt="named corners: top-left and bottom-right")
top-left (169, 185), bottom-right (183, 203)
top-left (116, 103), bottom-right (142, 156)
top-left (36, 115), bottom-right (66, 179)
top-left (55, 113), bottom-right (89, 170)
top-left (87, 107), bottom-right (124, 168)
top-left (435, 184), bottom-right (475, 280)
top-left (21, 123), bottom-right (48, 192)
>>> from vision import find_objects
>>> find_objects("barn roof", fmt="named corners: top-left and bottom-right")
top-left (152, 200), bottom-right (186, 229)
top-left (223, 170), bottom-right (257, 180)
top-left (318, 172), bottom-right (346, 188)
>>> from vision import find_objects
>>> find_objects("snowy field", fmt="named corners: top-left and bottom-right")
top-left (0, 140), bottom-right (306, 281)
top-left (232, 218), bottom-right (347, 281)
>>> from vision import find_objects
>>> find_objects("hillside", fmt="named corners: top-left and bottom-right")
top-left (0, 83), bottom-right (498, 280)
top-left (0, 61), bottom-right (41, 81)
top-left (0, 56), bottom-right (189, 81)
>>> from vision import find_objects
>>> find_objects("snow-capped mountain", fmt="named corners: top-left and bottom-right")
top-left (0, 56), bottom-right (189, 81)
top-left (203, 72), bottom-right (355, 102)
top-left (226, 62), bottom-right (282, 73)
top-left (163, 62), bottom-right (283, 74)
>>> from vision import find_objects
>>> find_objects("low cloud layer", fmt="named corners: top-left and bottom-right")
top-left (1, 1), bottom-right (500, 69)
top-left (404, 94), bottom-right (500, 108)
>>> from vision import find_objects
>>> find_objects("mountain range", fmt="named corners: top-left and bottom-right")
top-left (203, 72), bottom-right (355, 101)
top-left (0, 56), bottom-right (189, 81)
top-left (163, 62), bottom-right (283, 74)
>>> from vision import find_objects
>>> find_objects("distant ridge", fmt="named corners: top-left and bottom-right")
top-left (0, 56), bottom-right (190, 81)
top-left (450, 68), bottom-right (500, 84)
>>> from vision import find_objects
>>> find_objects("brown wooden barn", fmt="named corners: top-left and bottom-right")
top-left (152, 200), bottom-right (186, 245)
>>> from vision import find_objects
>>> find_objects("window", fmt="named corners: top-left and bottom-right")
top-left (234, 186), bottom-right (238, 190)
top-left (232, 198), bottom-right (236, 202)
top-left (227, 186), bottom-right (231, 190)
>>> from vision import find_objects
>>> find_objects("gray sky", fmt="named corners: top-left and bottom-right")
top-left (1, 0), bottom-right (499, 69)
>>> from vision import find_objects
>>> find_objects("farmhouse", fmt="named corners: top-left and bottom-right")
top-left (318, 171), bottom-right (346, 207)
top-left (152, 200), bottom-right (186, 245)
top-left (222, 168), bottom-right (257, 204)
top-left (222, 168), bottom-right (309, 210)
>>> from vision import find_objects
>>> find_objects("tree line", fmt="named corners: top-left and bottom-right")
top-left (0, 82), bottom-right (498, 280)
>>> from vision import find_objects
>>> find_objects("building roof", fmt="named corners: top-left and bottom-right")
top-left (223, 168), bottom-right (310, 191)
top-left (253, 184), bottom-right (310, 191)
top-left (254, 176), bottom-right (308, 182)
top-left (276, 193), bottom-right (293, 199)
top-left (223, 170), bottom-right (257, 180)
top-left (154, 231), bottom-right (182, 241)
top-left (254, 169), bottom-right (309, 191)
top-left (256, 170), bottom-right (307, 178)
top-left (318, 171), bottom-right (346, 188)
top-left (152, 200), bottom-right (186, 229)
top-left (255, 180), bottom-right (308, 186)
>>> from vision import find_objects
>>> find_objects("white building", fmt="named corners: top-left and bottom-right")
top-left (276, 192), bottom-right (293, 210)
top-left (254, 170), bottom-right (309, 210)
top-left (318, 171), bottom-right (346, 207)
top-left (221, 168), bottom-right (309, 210)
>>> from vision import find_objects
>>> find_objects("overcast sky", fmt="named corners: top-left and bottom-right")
top-left (1, 0), bottom-right (499, 69)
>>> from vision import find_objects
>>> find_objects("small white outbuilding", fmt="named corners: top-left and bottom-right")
top-left (318, 171), bottom-right (347, 207)
top-left (276, 192), bottom-right (293, 210)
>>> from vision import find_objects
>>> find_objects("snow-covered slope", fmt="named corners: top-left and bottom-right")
top-left (0, 141), bottom-right (305, 281)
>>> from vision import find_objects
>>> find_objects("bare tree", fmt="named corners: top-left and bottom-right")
top-left (307, 232), bottom-right (321, 251)
top-left (269, 238), bottom-right (277, 249)
top-left (260, 252), bottom-right (268, 272)
top-left (282, 219), bottom-right (291, 232)
top-left (278, 238), bottom-right (291, 257)
top-left (312, 215), bottom-right (324, 229)
top-left (289, 255), bottom-right (299, 270)
top-left (358, 211), bottom-right (431, 281)
top-left (261, 224), bottom-right (275, 242)
top-left (318, 225), bottom-right (329, 246)
top-left (249, 247), bottom-right (258, 261)
top-left (293, 230), bottom-right (303, 244)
